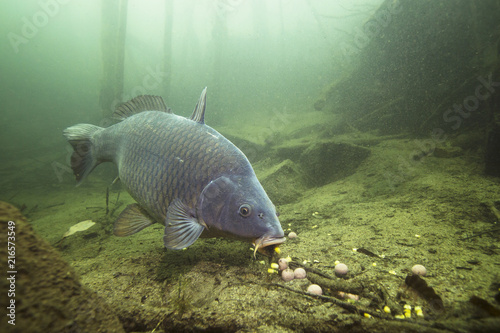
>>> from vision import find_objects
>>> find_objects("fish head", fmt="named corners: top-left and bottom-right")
top-left (198, 175), bottom-right (285, 253)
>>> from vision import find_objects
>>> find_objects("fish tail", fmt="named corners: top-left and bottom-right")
top-left (63, 124), bottom-right (103, 185)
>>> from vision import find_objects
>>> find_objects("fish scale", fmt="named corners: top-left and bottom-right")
top-left (64, 88), bottom-right (285, 253)
top-left (107, 111), bottom-right (241, 223)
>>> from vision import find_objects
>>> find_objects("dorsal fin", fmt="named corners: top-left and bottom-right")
top-left (113, 95), bottom-right (171, 120)
top-left (190, 87), bottom-right (207, 124)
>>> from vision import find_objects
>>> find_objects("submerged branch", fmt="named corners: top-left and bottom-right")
top-left (268, 282), bottom-right (384, 318)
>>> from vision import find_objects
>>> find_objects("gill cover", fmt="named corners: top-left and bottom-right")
top-left (198, 175), bottom-right (282, 243)
top-left (198, 176), bottom-right (233, 229)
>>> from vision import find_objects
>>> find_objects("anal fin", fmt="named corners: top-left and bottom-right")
top-left (114, 203), bottom-right (154, 236)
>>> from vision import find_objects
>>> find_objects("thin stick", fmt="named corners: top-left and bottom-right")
top-left (105, 187), bottom-right (109, 215)
top-left (269, 283), bottom-right (386, 319)
top-left (115, 191), bottom-right (120, 206)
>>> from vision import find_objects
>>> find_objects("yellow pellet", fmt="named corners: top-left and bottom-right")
top-left (270, 263), bottom-right (279, 269)
top-left (383, 306), bottom-right (391, 314)
top-left (415, 306), bottom-right (424, 317)
top-left (404, 310), bottom-right (411, 318)
top-left (363, 313), bottom-right (372, 318)
top-left (274, 247), bottom-right (281, 254)
top-left (394, 314), bottom-right (405, 319)
top-left (267, 268), bottom-right (278, 274)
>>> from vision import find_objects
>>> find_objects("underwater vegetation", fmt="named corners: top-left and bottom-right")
top-left (1, 0), bottom-right (500, 332)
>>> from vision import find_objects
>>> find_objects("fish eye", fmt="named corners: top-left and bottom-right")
top-left (239, 204), bottom-right (252, 217)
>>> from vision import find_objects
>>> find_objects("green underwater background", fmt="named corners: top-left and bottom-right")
top-left (1, 0), bottom-right (500, 332)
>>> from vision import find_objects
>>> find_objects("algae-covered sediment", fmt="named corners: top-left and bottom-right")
top-left (2, 0), bottom-right (500, 331)
top-left (4, 111), bottom-right (500, 331)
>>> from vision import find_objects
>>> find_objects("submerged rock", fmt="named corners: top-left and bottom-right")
top-left (257, 140), bottom-right (370, 204)
top-left (299, 141), bottom-right (370, 186)
top-left (0, 201), bottom-right (124, 333)
top-left (258, 159), bottom-right (306, 205)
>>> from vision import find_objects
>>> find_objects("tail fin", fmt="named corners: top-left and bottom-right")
top-left (63, 124), bottom-right (103, 185)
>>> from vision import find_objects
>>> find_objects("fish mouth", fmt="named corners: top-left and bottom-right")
top-left (252, 235), bottom-right (286, 258)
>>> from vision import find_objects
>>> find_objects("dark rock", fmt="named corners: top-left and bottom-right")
top-left (485, 126), bottom-right (500, 177)
top-left (0, 201), bottom-right (125, 333)
top-left (299, 142), bottom-right (371, 186)
top-left (259, 159), bottom-right (306, 205)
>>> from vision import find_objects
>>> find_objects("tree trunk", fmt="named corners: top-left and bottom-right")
top-left (99, 0), bottom-right (128, 117)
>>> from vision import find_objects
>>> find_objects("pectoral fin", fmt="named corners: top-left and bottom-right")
top-left (114, 203), bottom-right (154, 236)
top-left (163, 199), bottom-right (206, 250)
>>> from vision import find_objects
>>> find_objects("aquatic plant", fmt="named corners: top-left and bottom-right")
top-left (171, 276), bottom-right (192, 315)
